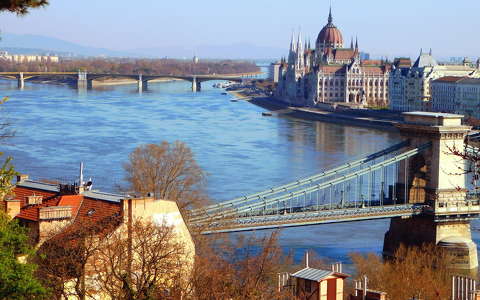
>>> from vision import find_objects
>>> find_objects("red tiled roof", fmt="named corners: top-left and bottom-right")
top-left (361, 60), bottom-right (382, 66)
top-left (319, 65), bottom-right (345, 74)
top-left (58, 195), bottom-right (84, 219)
top-left (333, 49), bottom-right (355, 60)
top-left (15, 197), bottom-right (61, 221)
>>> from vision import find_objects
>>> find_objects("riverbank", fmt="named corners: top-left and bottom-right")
top-left (228, 89), bottom-right (400, 132)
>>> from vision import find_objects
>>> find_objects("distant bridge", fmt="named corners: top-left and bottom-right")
top-left (0, 71), bottom-right (248, 91)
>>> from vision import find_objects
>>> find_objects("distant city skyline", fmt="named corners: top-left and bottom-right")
top-left (1, 0), bottom-right (479, 59)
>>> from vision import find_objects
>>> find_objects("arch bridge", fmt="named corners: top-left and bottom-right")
top-left (0, 71), bottom-right (245, 91)
top-left (188, 112), bottom-right (480, 270)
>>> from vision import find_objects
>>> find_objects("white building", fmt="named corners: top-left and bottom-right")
top-left (0, 51), bottom-right (59, 63)
top-left (268, 61), bottom-right (281, 83)
top-left (275, 8), bottom-right (391, 107)
top-left (431, 76), bottom-right (480, 119)
top-left (389, 51), bottom-right (480, 112)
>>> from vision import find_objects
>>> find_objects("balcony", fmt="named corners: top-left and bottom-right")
top-left (39, 206), bottom-right (72, 220)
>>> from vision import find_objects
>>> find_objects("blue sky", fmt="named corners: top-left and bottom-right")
top-left (1, 0), bottom-right (478, 59)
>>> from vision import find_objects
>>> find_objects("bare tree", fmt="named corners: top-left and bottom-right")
top-left (350, 244), bottom-right (454, 299)
top-left (91, 219), bottom-right (188, 300)
top-left (190, 232), bottom-right (291, 300)
top-left (35, 216), bottom-right (121, 300)
top-left (123, 141), bottom-right (208, 211)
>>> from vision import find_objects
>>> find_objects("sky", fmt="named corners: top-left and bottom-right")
top-left (0, 0), bottom-right (479, 59)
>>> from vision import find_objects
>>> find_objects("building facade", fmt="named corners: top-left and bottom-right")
top-left (275, 9), bottom-right (391, 107)
top-left (0, 51), bottom-right (59, 63)
top-left (389, 52), bottom-right (480, 112)
top-left (431, 76), bottom-right (480, 119)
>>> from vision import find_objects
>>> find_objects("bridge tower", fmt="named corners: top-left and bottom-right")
top-left (17, 72), bottom-right (24, 89)
top-left (384, 112), bottom-right (479, 270)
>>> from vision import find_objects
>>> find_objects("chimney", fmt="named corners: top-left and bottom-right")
top-left (305, 251), bottom-right (309, 268)
top-left (16, 174), bottom-right (28, 183)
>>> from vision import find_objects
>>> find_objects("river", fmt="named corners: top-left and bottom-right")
top-left (2, 77), bottom-right (479, 266)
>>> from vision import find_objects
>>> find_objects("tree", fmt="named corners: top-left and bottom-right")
top-left (0, 211), bottom-right (46, 300)
top-left (190, 232), bottom-right (291, 300)
top-left (1, 0), bottom-right (48, 15)
top-left (123, 141), bottom-right (208, 211)
top-left (91, 219), bottom-right (188, 300)
top-left (35, 216), bottom-right (121, 300)
top-left (350, 244), bottom-right (454, 299)
top-left (0, 152), bottom-right (16, 201)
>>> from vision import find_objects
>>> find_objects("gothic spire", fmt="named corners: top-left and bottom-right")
top-left (350, 37), bottom-right (354, 49)
top-left (355, 36), bottom-right (358, 50)
top-left (328, 6), bottom-right (333, 24)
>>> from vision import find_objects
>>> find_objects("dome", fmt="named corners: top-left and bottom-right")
top-left (316, 9), bottom-right (343, 48)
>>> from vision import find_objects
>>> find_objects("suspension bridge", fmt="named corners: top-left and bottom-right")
top-left (188, 112), bottom-right (480, 270)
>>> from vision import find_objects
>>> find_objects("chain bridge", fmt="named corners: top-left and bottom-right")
top-left (188, 112), bottom-right (480, 270)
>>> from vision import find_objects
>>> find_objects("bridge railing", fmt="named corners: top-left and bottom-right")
top-left (188, 140), bottom-right (410, 220)
top-left (191, 142), bottom-right (432, 226)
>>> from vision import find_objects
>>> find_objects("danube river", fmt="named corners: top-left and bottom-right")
top-left (2, 78), bottom-right (479, 264)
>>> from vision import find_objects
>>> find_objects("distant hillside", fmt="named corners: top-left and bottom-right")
top-left (0, 33), bottom-right (286, 59)
top-left (0, 33), bottom-right (139, 57)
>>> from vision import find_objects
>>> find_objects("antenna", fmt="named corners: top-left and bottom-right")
top-left (79, 162), bottom-right (84, 186)
top-left (305, 251), bottom-right (309, 268)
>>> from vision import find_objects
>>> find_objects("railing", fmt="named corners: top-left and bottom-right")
top-left (197, 204), bottom-right (426, 234)
top-left (39, 206), bottom-right (72, 220)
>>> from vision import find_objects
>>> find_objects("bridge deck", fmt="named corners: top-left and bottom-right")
top-left (197, 204), bottom-right (426, 234)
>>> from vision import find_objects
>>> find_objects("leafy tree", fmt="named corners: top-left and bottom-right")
top-left (0, 211), bottom-right (46, 299)
top-left (1, 0), bottom-right (48, 15)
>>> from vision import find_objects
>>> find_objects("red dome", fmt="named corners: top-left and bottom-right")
top-left (317, 24), bottom-right (343, 46)
top-left (316, 9), bottom-right (343, 48)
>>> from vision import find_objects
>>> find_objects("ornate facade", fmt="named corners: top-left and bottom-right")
top-left (276, 9), bottom-right (391, 107)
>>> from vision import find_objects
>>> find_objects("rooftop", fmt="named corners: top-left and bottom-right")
top-left (291, 267), bottom-right (348, 282)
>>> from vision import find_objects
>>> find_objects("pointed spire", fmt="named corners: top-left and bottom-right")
top-left (429, 48), bottom-right (432, 56)
top-left (355, 36), bottom-right (358, 50)
top-left (350, 37), bottom-right (354, 49)
top-left (420, 48), bottom-right (423, 55)
top-left (328, 6), bottom-right (333, 24)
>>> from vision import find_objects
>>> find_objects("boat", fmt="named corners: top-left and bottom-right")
top-left (221, 92), bottom-right (228, 95)
top-left (262, 112), bottom-right (273, 116)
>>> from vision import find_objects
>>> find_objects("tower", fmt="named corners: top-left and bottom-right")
top-left (384, 112), bottom-right (479, 271)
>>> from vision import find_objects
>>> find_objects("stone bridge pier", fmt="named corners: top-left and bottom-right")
top-left (77, 71), bottom-right (91, 89)
top-left (137, 74), bottom-right (148, 91)
top-left (384, 112), bottom-right (478, 271)
top-left (192, 76), bottom-right (201, 92)
top-left (17, 72), bottom-right (24, 89)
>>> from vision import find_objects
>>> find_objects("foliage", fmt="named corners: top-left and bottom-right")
top-left (35, 216), bottom-right (121, 299)
top-left (0, 58), bottom-right (260, 76)
top-left (189, 232), bottom-right (292, 300)
top-left (0, 211), bottom-right (46, 300)
top-left (92, 219), bottom-right (188, 300)
top-left (350, 244), bottom-right (454, 299)
top-left (0, 0), bottom-right (48, 15)
top-left (123, 141), bottom-right (208, 211)
top-left (0, 152), bottom-right (17, 201)
top-left (36, 217), bottom-right (188, 300)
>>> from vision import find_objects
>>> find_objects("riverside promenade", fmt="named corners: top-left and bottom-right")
top-left (229, 89), bottom-right (401, 131)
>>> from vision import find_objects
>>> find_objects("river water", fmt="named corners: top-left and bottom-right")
top-left (2, 78), bottom-right (479, 265)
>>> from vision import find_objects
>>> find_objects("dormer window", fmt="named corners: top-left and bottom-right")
top-left (27, 195), bottom-right (43, 205)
